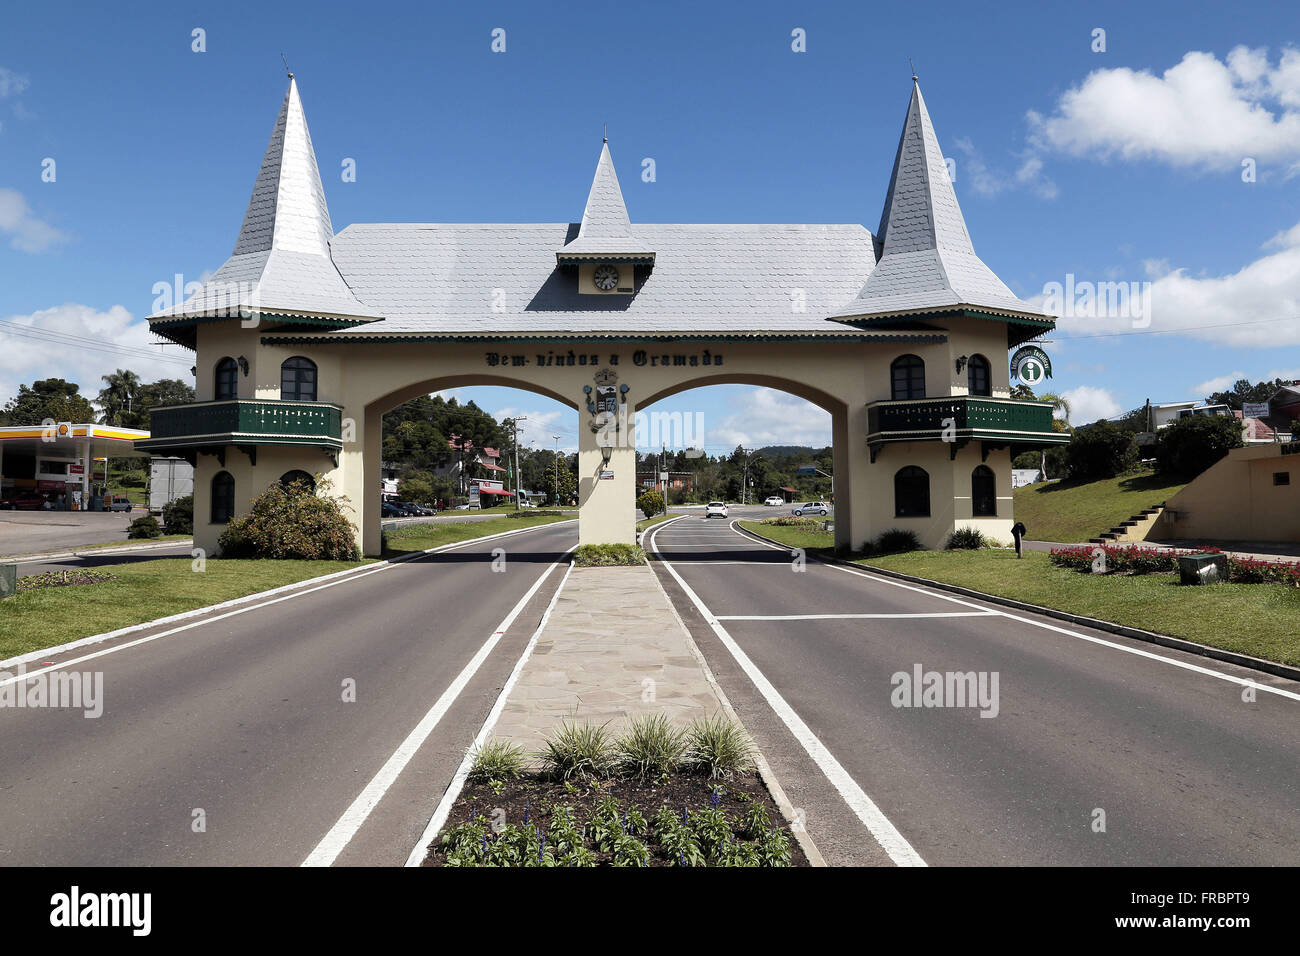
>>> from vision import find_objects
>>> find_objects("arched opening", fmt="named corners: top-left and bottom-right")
top-left (891, 355), bottom-right (925, 400)
top-left (967, 354), bottom-right (991, 397)
top-left (211, 471), bottom-right (235, 523)
top-left (281, 470), bottom-right (316, 493)
top-left (971, 464), bottom-right (996, 516)
top-left (894, 466), bottom-right (930, 517)
top-left (281, 356), bottom-right (318, 402)
top-left (214, 357), bottom-right (238, 401)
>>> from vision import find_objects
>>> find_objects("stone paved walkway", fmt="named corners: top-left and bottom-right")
top-left (491, 564), bottom-right (725, 756)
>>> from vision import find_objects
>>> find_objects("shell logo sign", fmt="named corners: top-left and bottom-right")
top-left (56, 422), bottom-right (74, 438)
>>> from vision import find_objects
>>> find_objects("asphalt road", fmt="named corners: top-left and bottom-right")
top-left (646, 507), bottom-right (1300, 866)
top-left (0, 510), bottom-right (143, 557)
top-left (0, 520), bottom-right (577, 866)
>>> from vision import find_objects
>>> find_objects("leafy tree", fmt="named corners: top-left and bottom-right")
top-left (1, 378), bottom-right (96, 425)
top-left (98, 369), bottom-right (144, 427)
top-left (1204, 378), bottom-right (1291, 411)
top-left (544, 453), bottom-right (578, 505)
top-left (1154, 415), bottom-right (1244, 480)
top-left (162, 494), bottom-right (194, 535)
top-left (636, 489), bottom-right (665, 518)
top-left (397, 470), bottom-right (437, 505)
top-left (1062, 421), bottom-right (1138, 481)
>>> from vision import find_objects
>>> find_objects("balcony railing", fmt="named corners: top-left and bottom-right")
top-left (866, 396), bottom-right (1068, 458)
top-left (136, 400), bottom-right (343, 451)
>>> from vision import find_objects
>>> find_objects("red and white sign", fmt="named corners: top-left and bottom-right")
top-left (37, 480), bottom-right (66, 491)
top-left (68, 464), bottom-right (85, 475)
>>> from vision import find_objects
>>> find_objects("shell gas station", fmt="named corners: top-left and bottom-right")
top-left (0, 422), bottom-right (151, 510)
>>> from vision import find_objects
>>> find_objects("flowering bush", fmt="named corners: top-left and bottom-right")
top-left (1051, 543), bottom-right (1299, 584)
top-left (218, 478), bottom-right (358, 560)
top-left (761, 516), bottom-right (826, 529)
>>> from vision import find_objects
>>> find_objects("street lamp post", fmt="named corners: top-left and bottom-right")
top-left (552, 434), bottom-right (560, 505)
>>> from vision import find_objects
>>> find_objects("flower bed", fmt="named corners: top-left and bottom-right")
top-left (1049, 544), bottom-right (1300, 584)
top-left (760, 516), bottom-right (826, 529)
top-left (17, 569), bottom-right (115, 592)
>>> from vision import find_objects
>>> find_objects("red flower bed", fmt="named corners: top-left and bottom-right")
top-left (1049, 544), bottom-right (1300, 584)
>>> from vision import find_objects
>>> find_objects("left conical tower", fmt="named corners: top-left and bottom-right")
top-left (149, 76), bottom-right (381, 342)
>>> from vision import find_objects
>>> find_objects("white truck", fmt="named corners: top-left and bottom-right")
top-left (149, 457), bottom-right (194, 513)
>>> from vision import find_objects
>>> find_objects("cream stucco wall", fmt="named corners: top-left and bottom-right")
top-left (1150, 444), bottom-right (1299, 543)
top-left (188, 318), bottom-right (1024, 557)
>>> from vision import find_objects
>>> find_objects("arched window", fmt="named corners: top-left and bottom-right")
top-left (211, 471), bottom-right (235, 524)
top-left (280, 470), bottom-right (315, 493)
top-left (967, 354), bottom-right (991, 397)
top-left (214, 357), bottom-right (238, 401)
top-left (891, 355), bottom-right (926, 401)
top-left (894, 466), bottom-right (930, 517)
top-left (972, 465), bottom-right (997, 516)
top-left (281, 356), bottom-right (318, 402)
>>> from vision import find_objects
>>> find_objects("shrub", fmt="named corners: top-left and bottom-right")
top-left (636, 489), bottom-right (666, 518)
top-left (876, 528), bottom-right (921, 554)
top-left (1154, 415), bottom-right (1244, 480)
top-left (507, 509), bottom-right (562, 518)
top-left (945, 527), bottom-right (985, 550)
top-left (126, 514), bottom-right (162, 539)
top-left (1227, 555), bottom-right (1300, 585)
top-left (466, 740), bottom-right (529, 784)
top-left (536, 721), bottom-right (615, 780)
top-left (161, 494), bottom-right (193, 535)
top-left (761, 516), bottom-right (826, 529)
top-left (1062, 421), bottom-right (1139, 481)
top-left (686, 714), bottom-right (755, 779)
top-left (218, 478), bottom-right (358, 560)
top-left (615, 714), bottom-right (688, 779)
top-left (573, 543), bottom-right (646, 566)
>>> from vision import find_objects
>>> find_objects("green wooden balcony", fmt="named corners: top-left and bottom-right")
top-left (866, 396), bottom-right (1069, 460)
top-left (136, 400), bottom-right (344, 457)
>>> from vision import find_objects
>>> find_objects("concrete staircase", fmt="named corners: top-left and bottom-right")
top-left (1089, 502), bottom-right (1167, 545)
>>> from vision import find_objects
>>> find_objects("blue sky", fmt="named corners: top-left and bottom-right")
top-left (2, 0), bottom-right (1298, 452)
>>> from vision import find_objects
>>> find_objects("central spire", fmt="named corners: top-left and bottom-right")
top-left (557, 138), bottom-right (655, 264)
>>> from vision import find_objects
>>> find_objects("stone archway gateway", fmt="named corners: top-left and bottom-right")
top-left (140, 74), bottom-right (1067, 558)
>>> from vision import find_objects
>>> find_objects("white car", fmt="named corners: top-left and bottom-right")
top-left (792, 501), bottom-right (829, 517)
top-left (705, 501), bottom-right (729, 519)
top-left (764, 496), bottom-right (784, 507)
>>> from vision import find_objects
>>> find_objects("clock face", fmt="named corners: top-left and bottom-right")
top-left (593, 265), bottom-right (620, 291)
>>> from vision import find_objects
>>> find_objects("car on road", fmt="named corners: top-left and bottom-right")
top-left (792, 501), bottom-right (830, 517)
top-left (0, 491), bottom-right (48, 510)
top-left (381, 501), bottom-right (411, 517)
top-left (705, 501), bottom-right (729, 519)
top-left (764, 496), bottom-right (784, 507)
top-left (106, 495), bottom-right (134, 512)
top-left (399, 501), bottom-right (435, 516)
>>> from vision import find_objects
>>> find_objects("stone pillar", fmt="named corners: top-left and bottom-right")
top-left (833, 398), bottom-right (874, 554)
top-left (578, 404), bottom-right (636, 546)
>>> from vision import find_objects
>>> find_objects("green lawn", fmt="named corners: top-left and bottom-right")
top-left (636, 513), bottom-right (676, 532)
top-left (1012, 470), bottom-right (1186, 543)
top-left (383, 513), bottom-right (574, 555)
top-left (859, 549), bottom-right (1300, 667)
top-left (0, 557), bottom-right (372, 658)
top-left (737, 520), bottom-right (834, 552)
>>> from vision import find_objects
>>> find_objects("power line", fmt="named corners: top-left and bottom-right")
top-left (1058, 314), bottom-right (1299, 340)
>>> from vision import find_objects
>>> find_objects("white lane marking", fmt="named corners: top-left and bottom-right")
top-left (402, 561), bottom-right (576, 867)
top-left (728, 520), bottom-right (1300, 702)
top-left (819, 560), bottom-right (1300, 703)
top-left (728, 519), bottom-right (789, 548)
top-left (0, 520), bottom-right (577, 681)
top-left (716, 612), bottom-right (999, 621)
top-left (305, 549), bottom-right (575, 867)
top-left (646, 522), bottom-right (927, 867)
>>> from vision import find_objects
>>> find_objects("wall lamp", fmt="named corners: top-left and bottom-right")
top-left (954, 355), bottom-right (969, 374)
top-left (600, 444), bottom-right (613, 465)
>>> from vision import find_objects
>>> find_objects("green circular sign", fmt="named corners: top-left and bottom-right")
top-left (1016, 356), bottom-right (1046, 385)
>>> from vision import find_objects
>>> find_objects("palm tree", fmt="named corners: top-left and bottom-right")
top-left (98, 369), bottom-right (143, 427)
top-left (1036, 392), bottom-right (1072, 478)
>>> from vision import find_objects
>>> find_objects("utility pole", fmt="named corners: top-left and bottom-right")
top-left (509, 417), bottom-right (526, 510)
top-left (553, 434), bottom-right (560, 505)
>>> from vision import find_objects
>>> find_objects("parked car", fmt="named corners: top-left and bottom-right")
top-left (0, 491), bottom-right (47, 510)
top-left (764, 496), bottom-right (784, 507)
top-left (106, 495), bottom-right (134, 512)
top-left (381, 501), bottom-right (410, 517)
top-left (398, 501), bottom-right (434, 516)
top-left (705, 501), bottom-right (729, 519)
top-left (792, 501), bottom-right (830, 517)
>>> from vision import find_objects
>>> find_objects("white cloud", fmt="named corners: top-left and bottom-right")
top-left (707, 388), bottom-right (830, 449)
top-left (1192, 372), bottom-right (1247, 396)
top-left (0, 303), bottom-right (192, 408)
top-left (0, 188), bottom-right (68, 253)
top-left (1029, 47), bottom-right (1300, 172)
top-left (951, 137), bottom-right (1058, 199)
top-left (1035, 218), bottom-right (1300, 347)
top-left (491, 405), bottom-right (576, 451)
top-left (1061, 385), bottom-right (1122, 425)
top-left (0, 67), bottom-right (29, 99)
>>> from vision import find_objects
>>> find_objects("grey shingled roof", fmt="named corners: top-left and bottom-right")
top-left (829, 80), bottom-right (1049, 323)
top-left (555, 141), bottom-right (655, 261)
top-left (324, 222), bottom-right (883, 336)
top-left (150, 77), bottom-right (380, 322)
